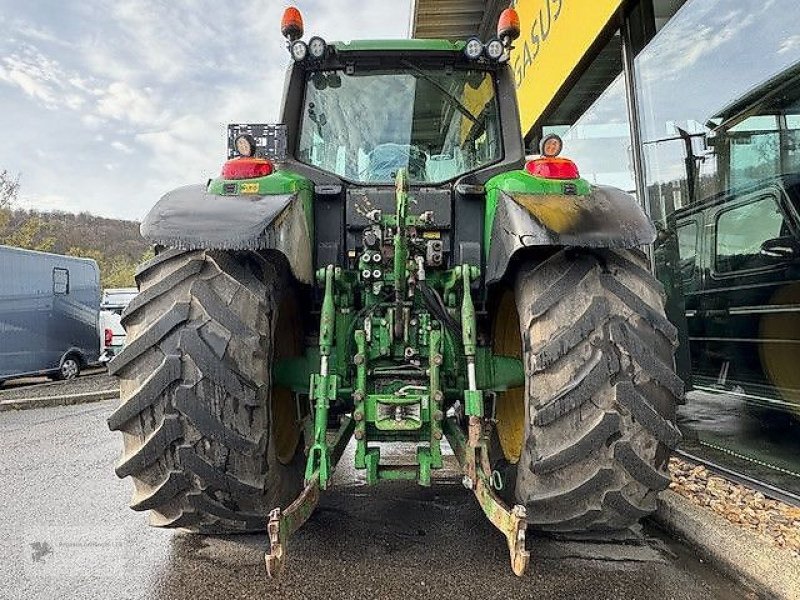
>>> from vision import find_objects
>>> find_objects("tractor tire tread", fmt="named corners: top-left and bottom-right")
top-left (135, 248), bottom-right (188, 280)
top-left (530, 296), bottom-right (609, 372)
top-left (616, 381), bottom-right (682, 449)
top-left (513, 249), bottom-right (681, 532)
top-left (108, 302), bottom-right (190, 375)
top-left (130, 471), bottom-right (191, 512)
top-left (114, 414), bottom-right (183, 479)
top-left (109, 249), bottom-right (303, 533)
top-left (528, 259), bottom-right (596, 319)
top-left (177, 447), bottom-right (262, 496)
top-left (531, 411), bottom-right (621, 475)
top-left (122, 258), bottom-right (203, 325)
top-left (614, 441), bottom-right (671, 491)
top-left (107, 355), bottom-right (181, 431)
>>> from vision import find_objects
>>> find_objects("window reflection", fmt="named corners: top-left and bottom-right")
top-left (715, 195), bottom-right (791, 274)
top-left (634, 0), bottom-right (800, 495)
top-left (540, 31), bottom-right (636, 195)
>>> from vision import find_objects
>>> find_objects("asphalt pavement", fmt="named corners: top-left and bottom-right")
top-left (0, 401), bottom-right (757, 600)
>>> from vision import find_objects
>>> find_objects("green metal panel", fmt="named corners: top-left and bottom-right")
top-left (484, 170), bottom-right (592, 259)
top-left (206, 169), bottom-right (315, 237)
top-left (207, 169), bottom-right (312, 196)
top-left (332, 39), bottom-right (466, 53)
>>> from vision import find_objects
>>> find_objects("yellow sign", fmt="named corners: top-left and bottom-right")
top-left (512, 0), bottom-right (623, 133)
top-left (240, 182), bottom-right (260, 194)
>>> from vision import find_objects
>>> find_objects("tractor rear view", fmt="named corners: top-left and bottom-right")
top-left (108, 6), bottom-right (682, 577)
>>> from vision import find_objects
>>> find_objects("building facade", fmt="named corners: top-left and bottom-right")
top-left (412, 0), bottom-right (800, 499)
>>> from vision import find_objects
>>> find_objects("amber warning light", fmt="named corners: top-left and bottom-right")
top-left (281, 6), bottom-right (304, 41)
top-left (497, 8), bottom-right (521, 43)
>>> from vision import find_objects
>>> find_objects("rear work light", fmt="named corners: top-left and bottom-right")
top-left (525, 157), bottom-right (580, 180)
top-left (222, 157), bottom-right (274, 180)
top-left (104, 328), bottom-right (113, 347)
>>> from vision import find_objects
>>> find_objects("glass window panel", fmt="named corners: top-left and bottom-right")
top-left (633, 0), bottom-right (800, 494)
top-left (542, 31), bottom-right (636, 194)
top-left (53, 268), bottom-right (69, 295)
top-left (714, 194), bottom-right (789, 273)
top-left (297, 68), bottom-right (502, 184)
top-left (676, 221), bottom-right (698, 280)
top-left (729, 132), bottom-right (781, 188)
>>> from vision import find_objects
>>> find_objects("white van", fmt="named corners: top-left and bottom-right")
top-left (99, 288), bottom-right (137, 364)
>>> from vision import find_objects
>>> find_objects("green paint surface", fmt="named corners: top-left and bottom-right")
top-left (332, 39), bottom-right (466, 53)
top-left (207, 168), bottom-right (314, 240)
top-left (483, 170), bottom-right (592, 258)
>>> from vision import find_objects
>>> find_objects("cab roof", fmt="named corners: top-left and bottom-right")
top-left (331, 39), bottom-right (466, 53)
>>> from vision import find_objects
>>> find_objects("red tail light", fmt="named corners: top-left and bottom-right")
top-left (525, 157), bottom-right (580, 180)
top-left (104, 328), bottom-right (113, 346)
top-left (222, 157), bottom-right (274, 180)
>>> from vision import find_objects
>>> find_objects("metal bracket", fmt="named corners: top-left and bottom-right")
top-left (443, 417), bottom-right (530, 576)
top-left (265, 475), bottom-right (320, 578)
top-left (265, 416), bottom-right (354, 578)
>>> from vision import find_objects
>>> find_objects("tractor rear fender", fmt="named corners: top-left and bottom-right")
top-left (484, 173), bottom-right (656, 284)
top-left (140, 183), bottom-right (314, 284)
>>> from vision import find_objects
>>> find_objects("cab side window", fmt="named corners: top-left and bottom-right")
top-left (715, 194), bottom-right (790, 274)
top-left (676, 221), bottom-right (698, 282)
top-left (53, 268), bottom-right (69, 295)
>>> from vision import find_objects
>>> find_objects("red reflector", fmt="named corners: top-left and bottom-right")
top-left (104, 328), bottom-right (113, 346)
top-left (525, 157), bottom-right (580, 180)
top-left (222, 157), bottom-right (274, 180)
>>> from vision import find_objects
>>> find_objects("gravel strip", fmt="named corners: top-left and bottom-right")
top-left (669, 458), bottom-right (800, 559)
top-left (0, 388), bottom-right (120, 411)
top-left (0, 371), bottom-right (117, 402)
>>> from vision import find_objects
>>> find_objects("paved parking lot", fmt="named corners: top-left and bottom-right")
top-left (0, 401), bottom-right (756, 600)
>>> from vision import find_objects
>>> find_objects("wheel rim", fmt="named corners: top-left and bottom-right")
top-left (492, 290), bottom-right (525, 464)
top-left (758, 282), bottom-right (800, 421)
top-left (272, 296), bottom-right (303, 465)
top-left (272, 387), bottom-right (300, 465)
top-left (61, 358), bottom-right (79, 379)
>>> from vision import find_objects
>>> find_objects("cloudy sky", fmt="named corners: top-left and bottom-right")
top-left (0, 1), bottom-right (412, 220)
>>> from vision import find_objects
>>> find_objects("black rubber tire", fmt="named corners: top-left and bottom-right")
top-left (56, 355), bottom-right (81, 380)
top-left (512, 248), bottom-right (683, 531)
top-left (108, 248), bottom-right (304, 533)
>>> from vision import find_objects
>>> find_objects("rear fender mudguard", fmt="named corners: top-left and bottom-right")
top-left (140, 184), bottom-right (314, 284)
top-left (486, 184), bottom-right (655, 284)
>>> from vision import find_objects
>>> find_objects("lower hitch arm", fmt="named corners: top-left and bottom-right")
top-left (444, 417), bottom-right (530, 577)
top-left (265, 416), bottom-right (354, 578)
top-left (445, 264), bottom-right (529, 576)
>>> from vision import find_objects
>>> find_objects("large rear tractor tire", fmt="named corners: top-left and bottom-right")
top-left (108, 248), bottom-right (305, 533)
top-left (492, 248), bottom-right (683, 531)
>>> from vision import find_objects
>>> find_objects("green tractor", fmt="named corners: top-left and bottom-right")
top-left (108, 6), bottom-right (682, 577)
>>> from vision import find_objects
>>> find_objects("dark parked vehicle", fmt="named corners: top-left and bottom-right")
top-left (668, 175), bottom-right (800, 416)
top-left (0, 245), bottom-right (100, 382)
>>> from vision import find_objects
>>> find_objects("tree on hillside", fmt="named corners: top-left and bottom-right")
top-left (0, 173), bottom-right (55, 252)
top-left (0, 170), bottom-right (20, 233)
top-left (0, 169), bottom-right (152, 287)
top-left (0, 170), bottom-right (19, 208)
